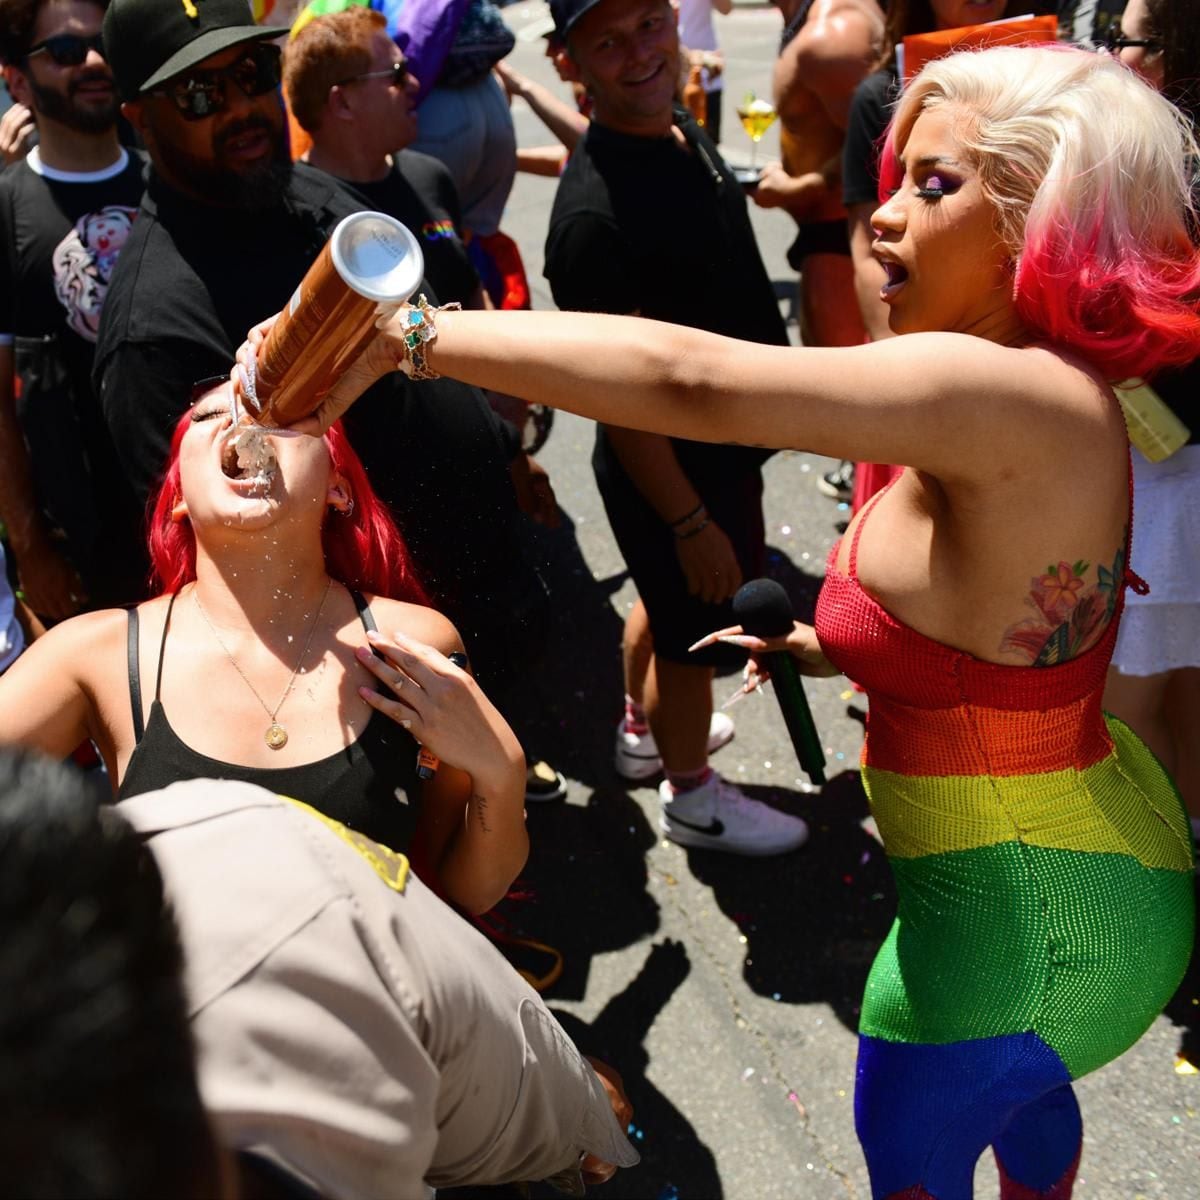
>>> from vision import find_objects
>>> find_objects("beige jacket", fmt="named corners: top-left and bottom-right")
top-left (119, 779), bottom-right (638, 1199)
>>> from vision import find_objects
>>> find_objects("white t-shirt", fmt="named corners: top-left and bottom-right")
top-left (0, 545), bottom-right (24, 673)
top-left (678, 0), bottom-right (724, 92)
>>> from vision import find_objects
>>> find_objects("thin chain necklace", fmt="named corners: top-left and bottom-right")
top-left (193, 579), bottom-right (332, 750)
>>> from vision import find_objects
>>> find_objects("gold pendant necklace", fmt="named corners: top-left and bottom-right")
top-left (193, 580), bottom-right (333, 750)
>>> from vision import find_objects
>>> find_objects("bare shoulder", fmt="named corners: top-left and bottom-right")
top-left (793, 0), bottom-right (883, 60)
top-left (363, 597), bottom-right (464, 657)
top-left (7, 605), bottom-right (132, 693)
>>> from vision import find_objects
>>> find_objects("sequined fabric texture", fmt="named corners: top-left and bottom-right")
top-left (813, 481), bottom-right (1194, 1199)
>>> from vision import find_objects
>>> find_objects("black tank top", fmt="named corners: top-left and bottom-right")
top-left (118, 589), bottom-right (422, 852)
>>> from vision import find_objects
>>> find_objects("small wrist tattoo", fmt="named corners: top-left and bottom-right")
top-left (472, 792), bottom-right (492, 834)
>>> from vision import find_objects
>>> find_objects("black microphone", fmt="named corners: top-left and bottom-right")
top-left (731, 579), bottom-right (827, 786)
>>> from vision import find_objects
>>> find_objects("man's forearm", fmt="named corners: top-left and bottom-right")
top-left (603, 425), bottom-right (701, 525)
top-left (0, 356), bottom-right (48, 551)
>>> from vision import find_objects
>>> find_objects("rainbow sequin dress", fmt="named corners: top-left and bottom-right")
top-left (814, 482), bottom-right (1194, 1200)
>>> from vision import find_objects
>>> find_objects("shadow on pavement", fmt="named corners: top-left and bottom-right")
top-left (684, 770), bottom-right (895, 1034)
top-left (547, 939), bottom-right (725, 1200)
top-left (491, 507), bottom-right (629, 794)
top-left (1164, 874), bottom-right (1200, 1068)
top-left (499, 786), bottom-right (662, 1001)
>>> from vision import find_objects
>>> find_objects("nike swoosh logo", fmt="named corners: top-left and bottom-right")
top-left (666, 813), bottom-right (724, 837)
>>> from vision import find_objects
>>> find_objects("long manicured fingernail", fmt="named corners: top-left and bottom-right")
top-left (687, 634), bottom-right (717, 652)
top-left (356, 645), bottom-right (374, 660)
top-left (717, 634), bottom-right (767, 650)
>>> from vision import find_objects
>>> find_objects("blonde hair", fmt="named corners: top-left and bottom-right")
top-left (881, 44), bottom-right (1200, 377)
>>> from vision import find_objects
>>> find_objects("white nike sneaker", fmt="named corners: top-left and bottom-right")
top-left (615, 711), bottom-right (735, 782)
top-left (659, 774), bottom-right (809, 856)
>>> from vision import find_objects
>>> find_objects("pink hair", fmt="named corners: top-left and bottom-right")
top-left (148, 412), bottom-right (427, 602)
top-left (878, 44), bottom-right (1200, 379)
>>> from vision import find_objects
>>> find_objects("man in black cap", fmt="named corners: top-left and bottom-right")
top-left (543, 0), bottom-right (809, 856)
top-left (94, 0), bottom-right (563, 799)
top-left (0, 0), bottom-right (149, 619)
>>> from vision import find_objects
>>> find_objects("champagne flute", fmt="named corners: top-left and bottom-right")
top-left (736, 91), bottom-right (778, 171)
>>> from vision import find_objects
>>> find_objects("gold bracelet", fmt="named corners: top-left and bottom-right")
top-left (397, 294), bottom-right (461, 381)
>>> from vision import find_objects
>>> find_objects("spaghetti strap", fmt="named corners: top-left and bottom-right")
top-left (126, 607), bottom-right (144, 744)
top-left (155, 593), bottom-right (179, 703)
top-left (848, 475), bottom-right (901, 579)
top-left (350, 588), bottom-right (378, 635)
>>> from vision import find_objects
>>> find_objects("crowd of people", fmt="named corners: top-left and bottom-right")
top-left (0, 0), bottom-right (1196, 1196)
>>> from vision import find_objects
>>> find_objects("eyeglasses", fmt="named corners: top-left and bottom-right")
top-left (335, 60), bottom-right (409, 90)
top-left (1102, 26), bottom-right (1163, 53)
top-left (152, 44), bottom-right (282, 121)
top-left (26, 32), bottom-right (105, 67)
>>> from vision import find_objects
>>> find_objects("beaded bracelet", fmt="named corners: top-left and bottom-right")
top-left (669, 501), bottom-right (706, 531)
top-left (397, 294), bottom-right (461, 381)
top-left (675, 517), bottom-right (711, 540)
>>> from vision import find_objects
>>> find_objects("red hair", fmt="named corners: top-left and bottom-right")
top-left (879, 44), bottom-right (1200, 380)
top-left (147, 412), bottom-right (426, 602)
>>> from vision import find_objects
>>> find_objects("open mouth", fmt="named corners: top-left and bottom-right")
top-left (221, 425), bottom-right (277, 485)
top-left (879, 259), bottom-right (910, 299)
top-left (625, 62), bottom-right (665, 88)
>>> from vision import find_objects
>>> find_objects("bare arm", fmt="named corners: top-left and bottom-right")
top-left (516, 145), bottom-right (570, 177)
top-left (0, 609), bottom-right (108, 758)
top-left (0, 344), bottom-right (85, 618)
top-left (604, 426), bottom-right (743, 603)
top-left (496, 61), bottom-right (589, 152)
top-left (353, 311), bottom-right (1111, 486)
top-left (355, 603), bottom-right (527, 914)
top-left (778, 8), bottom-right (881, 131)
top-left (847, 202), bottom-right (893, 342)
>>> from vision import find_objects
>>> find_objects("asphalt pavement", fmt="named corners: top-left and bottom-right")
top-left (485, 4), bottom-right (1200, 1197)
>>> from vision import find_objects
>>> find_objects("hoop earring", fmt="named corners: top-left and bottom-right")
top-left (341, 497), bottom-right (355, 518)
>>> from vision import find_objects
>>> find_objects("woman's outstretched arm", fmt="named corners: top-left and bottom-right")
top-left (301, 309), bottom-right (1114, 486)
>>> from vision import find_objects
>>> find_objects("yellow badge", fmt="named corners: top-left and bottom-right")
top-left (280, 795), bottom-right (410, 893)
top-left (181, 0), bottom-right (199, 17)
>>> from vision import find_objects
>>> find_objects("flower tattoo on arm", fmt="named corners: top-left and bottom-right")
top-left (1000, 542), bottom-right (1126, 666)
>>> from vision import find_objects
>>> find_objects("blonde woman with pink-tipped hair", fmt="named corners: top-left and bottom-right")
top-left (245, 45), bottom-right (1198, 1199)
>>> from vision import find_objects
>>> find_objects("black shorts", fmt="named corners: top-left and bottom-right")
top-left (593, 433), bottom-right (766, 668)
top-left (787, 217), bottom-right (851, 270)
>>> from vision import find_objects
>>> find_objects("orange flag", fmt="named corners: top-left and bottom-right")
top-left (901, 14), bottom-right (1059, 84)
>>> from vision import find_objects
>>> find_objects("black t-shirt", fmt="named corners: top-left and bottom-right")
top-left (544, 109), bottom-right (788, 481)
top-left (347, 150), bottom-right (480, 309)
top-left (842, 66), bottom-right (899, 210)
top-left (0, 147), bottom-right (144, 342)
top-left (0, 147), bottom-right (149, 604)
top-left (94, 163), bottom-right (543, 690)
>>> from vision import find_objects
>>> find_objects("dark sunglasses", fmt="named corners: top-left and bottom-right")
top-left (336, 60), bottom-right (409, 90)
top-left (152, 44), bottom-right (282, 121)
top-left (26, 32), bottom-right (105, 67)
top-left (1102, 26), bottom-right (1163, 53)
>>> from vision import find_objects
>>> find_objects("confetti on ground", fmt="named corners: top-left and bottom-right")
top-left (1175, 1055), bottom-right (1199, 1075)
top-left (840, 689), bottom-right (855, 701)
top-left (787, 1090), bottom-right (808, 1119)
top-left (741, 1067), bottom-right (756, 1082)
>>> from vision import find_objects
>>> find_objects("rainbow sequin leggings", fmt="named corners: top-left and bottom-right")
top-left (855, 718), bottom-right (1194, 1200)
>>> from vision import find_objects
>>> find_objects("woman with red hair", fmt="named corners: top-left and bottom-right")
top-left (276, 43), bottom-right (1197, 1198)
top-left (0, 380), bottom-right (528, 915)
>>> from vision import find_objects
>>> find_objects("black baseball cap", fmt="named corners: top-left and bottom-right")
top-left (549, 0), bottom-right (605, 39)
top-left (102, 0), bottom-right (290, 101)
